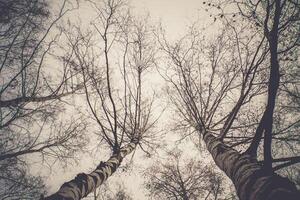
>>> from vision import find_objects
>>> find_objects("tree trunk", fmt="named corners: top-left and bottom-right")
top-left (43, 142), bottom-right (136, 200)
top-left (203, 132), bottom-right (300, 200)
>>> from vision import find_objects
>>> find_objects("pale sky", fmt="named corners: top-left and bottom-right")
top-left (130, 0), bottom-right (210, 38)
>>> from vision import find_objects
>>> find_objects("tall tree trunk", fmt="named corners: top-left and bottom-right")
top-left (43, 142), bottom-right (136, 200)
top-left (203, 132), bottom-right (300, 200)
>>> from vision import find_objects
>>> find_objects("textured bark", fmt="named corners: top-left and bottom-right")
top-left (203, 132), bottom-right (300, 200)
top-left (43, 142), bottom-right (136, 200)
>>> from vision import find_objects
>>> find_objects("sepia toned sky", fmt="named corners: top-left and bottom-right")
top-left (130, 0), bottom-right (210, 37)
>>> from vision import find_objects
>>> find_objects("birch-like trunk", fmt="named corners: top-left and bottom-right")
top-left (203, 132), bottom-right (300, 200)
top-left (43, 142), bottom-right (136, 200)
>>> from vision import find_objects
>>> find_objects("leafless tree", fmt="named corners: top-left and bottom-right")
top-left (44, 1), bottom-right (160, 199)
top-left (159, 0), bottom-right (300, 199)
top-left (0, 0), bottom-right (86, 158)
top-left (84, 181), bottom-right (133, 200)
top-left (0, 0), bottom-right (88, 199)
top-left (144, 150), bottom-right (229, 200)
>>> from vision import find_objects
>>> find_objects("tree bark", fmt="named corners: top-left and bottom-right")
top-left (43, 142), bottom-right (136, 200)
top-left (203, 132), bottom-right (300, 200)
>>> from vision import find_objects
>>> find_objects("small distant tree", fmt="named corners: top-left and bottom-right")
top-left (144, 150), bottom-right (227, 200)
top-left (89, 182), bottom-right (133, 200)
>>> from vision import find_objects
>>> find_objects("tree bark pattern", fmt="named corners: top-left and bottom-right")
top-left (43, 142), bottom-right (136, 200)
top-left (203, 132), bottom-right (300, 200)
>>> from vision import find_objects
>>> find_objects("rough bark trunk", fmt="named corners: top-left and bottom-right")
top-left (203, 132), bottom-right (300, 200)
top-left (43, 142), bottom-right (136, 200)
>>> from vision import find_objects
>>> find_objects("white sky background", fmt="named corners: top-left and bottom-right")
top-left (29, 0), bottom-right (234, 199)
top-left (130, 0), bottom-right (210, 38)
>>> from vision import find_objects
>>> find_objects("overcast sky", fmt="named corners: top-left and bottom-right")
top-left (130, 0), bottom-right (210, 37)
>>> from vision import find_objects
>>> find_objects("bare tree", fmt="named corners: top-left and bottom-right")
top-left (44, 1), bottom-right (160, 199)
top-left (0, 0), bottom-right (88, 198)
top-left (144, 150), bottom-right (228, 200)
top-left (0, 0), bottom-right (86, 159)
top-left (85, 181), bottom-right (133, 200)
top-left (159, 0), bottom-right (300, 199)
